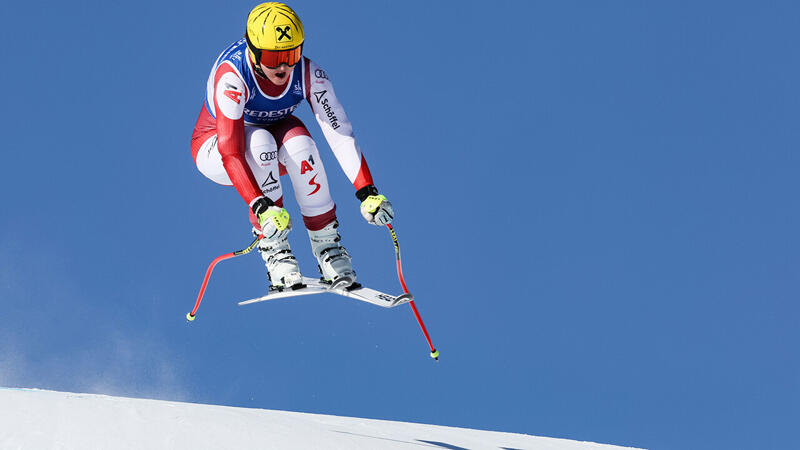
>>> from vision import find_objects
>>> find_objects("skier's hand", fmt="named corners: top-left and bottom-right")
top-left (356, 185), bottom-right (394, 226)
top-left (252, 197), bottom-right (292, 240)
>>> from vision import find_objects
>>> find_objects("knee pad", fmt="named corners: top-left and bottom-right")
top-left (246, 127), bottom-right (279, 169)
top-left (279, 135), bottom-right (317, 163)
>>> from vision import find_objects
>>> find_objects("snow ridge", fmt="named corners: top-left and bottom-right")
top-left (0, 387), bottom-right (641, 450)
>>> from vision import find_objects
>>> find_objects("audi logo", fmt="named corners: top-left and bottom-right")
top-left (260, 151), bottom-right (277, 162)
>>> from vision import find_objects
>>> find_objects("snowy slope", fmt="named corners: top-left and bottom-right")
top-left (0, 388), bottom-right (641, 450)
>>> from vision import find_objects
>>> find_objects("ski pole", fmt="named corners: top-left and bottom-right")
top-left (385, 224), bottom-right (439, 361)
top-left (186, 235), bottom-right (262, 322)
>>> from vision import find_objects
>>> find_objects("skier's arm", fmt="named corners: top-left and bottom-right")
top-left (212, 63), bottom-right (264, 208)
top-left (305, 59), bottom-right (374, 191)
top-left (305, 59), bottom-right (393, 226)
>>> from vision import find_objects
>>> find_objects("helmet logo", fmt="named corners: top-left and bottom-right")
top-left (275, 25), bottom-right (293, 42)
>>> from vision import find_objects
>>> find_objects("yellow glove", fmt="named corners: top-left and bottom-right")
top-left (252, 197), bottom-right (291, 239)
top-left (360, 194), bottom-right (394, 226)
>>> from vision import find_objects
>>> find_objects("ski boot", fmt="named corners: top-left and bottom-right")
top-left (256, 229), bottom-right (304, 291)
top-left (307, 220), bottom-right (356, 289)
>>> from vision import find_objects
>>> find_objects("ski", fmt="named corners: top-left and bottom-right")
top-left (238, 276), bottom-right (413, 308)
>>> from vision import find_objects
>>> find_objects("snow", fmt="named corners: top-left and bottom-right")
top-left (0, 387), bottom-right (642, 450)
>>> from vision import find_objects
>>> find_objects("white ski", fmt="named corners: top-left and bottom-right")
top-left (238, 276), bottom-right (413, 308)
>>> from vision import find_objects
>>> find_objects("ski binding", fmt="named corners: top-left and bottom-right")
top-left (238, 276), bottom-right (413, 308)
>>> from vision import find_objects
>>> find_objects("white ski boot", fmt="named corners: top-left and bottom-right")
top-left (307, 220), bottom-right (356, 288)
top-left (256, 229), bottom-right (304, 290)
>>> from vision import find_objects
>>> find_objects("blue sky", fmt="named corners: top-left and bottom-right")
top-left (1, 1), bottom-right (798, 449)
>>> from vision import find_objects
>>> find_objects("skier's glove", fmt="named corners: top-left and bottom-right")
top-left (252, 197), bottom-right (291, 240)
top-left (356, 185), bottom-right (394, 226)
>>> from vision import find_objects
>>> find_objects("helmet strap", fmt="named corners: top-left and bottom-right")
top-left (252, 55), bottom-right (267, 78)
top-left (244, 32), bottom-right (267, 78)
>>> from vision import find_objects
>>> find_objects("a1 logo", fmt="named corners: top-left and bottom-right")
top-left (300, 154), bottom-right (315, 174)
top-left (223, 90), bottom-right (242, 104)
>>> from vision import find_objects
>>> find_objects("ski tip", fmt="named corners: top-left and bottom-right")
top-left (394, 293), bottom-right (413, 306)
top-left (186, 312), bottom-right (196, 322)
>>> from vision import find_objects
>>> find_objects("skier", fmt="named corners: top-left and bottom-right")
top-left (190, 2), bottom-right (394, 290)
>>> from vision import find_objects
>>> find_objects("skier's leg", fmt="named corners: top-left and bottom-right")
top-left (272, 117), bottom-right (355, 284)
top-left (194, 128), bottom-right (301, 288)
top-left (195, 135), bottom-right (231, 186)
top-left (243, 127), bottom-right (284, 204)
top-left (244, 127), bottom-right (302, 288)
top-left (271, 120), bottom-right (336, 226)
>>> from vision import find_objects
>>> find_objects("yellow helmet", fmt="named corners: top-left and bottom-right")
top-left (246, 2), bottom-right (304, 51)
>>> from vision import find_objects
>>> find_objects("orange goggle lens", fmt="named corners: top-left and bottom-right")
top-left (259, 45), bottom-right (303, 68)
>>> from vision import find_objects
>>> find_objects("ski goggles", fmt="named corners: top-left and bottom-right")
top-left (246, 35), bottom-right (303, 68)
top-left (258, 45), bottom-right (303, 68)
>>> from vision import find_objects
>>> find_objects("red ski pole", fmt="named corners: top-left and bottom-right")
top-left (186, 235), bottom-right (262, 321)
top-left (386, 224), bottom-right (439, 361)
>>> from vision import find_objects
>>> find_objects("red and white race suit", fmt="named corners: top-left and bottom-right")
top-left (190, 39), bottom-right (374, 231)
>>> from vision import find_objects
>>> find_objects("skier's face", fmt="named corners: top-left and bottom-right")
top-left (260, 63), bottom-right (295, 86)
